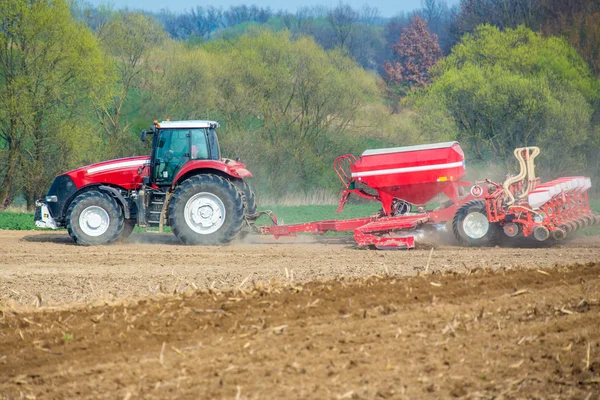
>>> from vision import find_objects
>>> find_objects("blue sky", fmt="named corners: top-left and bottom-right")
top-left (90, 0), bottom-right (460, 17)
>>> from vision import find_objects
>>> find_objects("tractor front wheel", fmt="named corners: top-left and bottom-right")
top-left (116, 219), bottom-right (136, 243)
top-left (66, 191), bottom-right (125, 245)
top-left (453, 200), bottom-right (500, 246)
top-left (168, 174), bottom-right (245, 245)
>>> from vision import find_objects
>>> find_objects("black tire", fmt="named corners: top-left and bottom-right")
top-left (66, 191), bottom-right (124, 246)
top-left (116, 220), bottom-right (136, 242)
top-left (452, 200), bottom-right (500, 246)
top-left (168, 174), bottom-right (245, 245)
top-left (236, 180), bottom-right (257, 215)
top-left (234, 180), bottom-right (257, 240)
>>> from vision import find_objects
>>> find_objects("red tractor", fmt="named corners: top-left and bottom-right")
top-left (35, 120), bottom-right (257, 245)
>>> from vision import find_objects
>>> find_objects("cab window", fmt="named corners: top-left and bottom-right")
top-left (154, 129), bottom-right (189, 184)
top-left (190, 129), bottom-right (209, 160)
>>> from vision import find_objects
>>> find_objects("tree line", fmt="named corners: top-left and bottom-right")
top-left (1, 0), bottom-right (598, 210)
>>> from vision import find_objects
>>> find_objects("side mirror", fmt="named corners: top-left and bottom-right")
top-left (140, 130), bottom-right (147, 142)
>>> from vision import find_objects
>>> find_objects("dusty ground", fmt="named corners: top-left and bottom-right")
top-left (1, 230), bottom-right (600, 306)
top-left (1, 231), bottom-right (600, 399)
top-left (1, 260), bottom-right (599, 399)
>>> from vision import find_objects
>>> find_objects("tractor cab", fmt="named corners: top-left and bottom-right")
top-left (142, 120), bottom-right (220, 185)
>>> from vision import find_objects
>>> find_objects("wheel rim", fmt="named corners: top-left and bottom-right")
top-left (79, 206), bottom-right (110, 237)
top-left (463, 212), bottom-right (489, 239)
top-left (184, 192), bottom-right (226, 234)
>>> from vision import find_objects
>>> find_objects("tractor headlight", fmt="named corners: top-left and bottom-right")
top-left (45, 195), bottom-right (58, 202)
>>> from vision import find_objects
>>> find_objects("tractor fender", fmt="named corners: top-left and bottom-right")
top-left (53, 183), bottom-right (130, 223)
top-left (98, 185), bottom-right (131, 219)
top-left (172, 160), bottom-right (252, 187)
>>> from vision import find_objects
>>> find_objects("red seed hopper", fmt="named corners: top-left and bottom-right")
top-left (338, 142), bottom-right (467, 215)
top-left (258, 142), bottom-right (476, 249)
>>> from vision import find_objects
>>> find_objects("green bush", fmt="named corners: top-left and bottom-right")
top-left (0, 212), bottom-right (37, 230)
top-left (412, 25), bottom-right (599, 182)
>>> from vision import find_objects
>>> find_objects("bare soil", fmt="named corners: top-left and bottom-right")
top-left (1, 230), bottom-right (600, 307)
top-left (0, 230), bottom-right (599, 399)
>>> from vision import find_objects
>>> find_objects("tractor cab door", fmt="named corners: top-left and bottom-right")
top-left (152, 128), bottom-right (211, 185)
top-left (153, 129), bottom-right (189, 185)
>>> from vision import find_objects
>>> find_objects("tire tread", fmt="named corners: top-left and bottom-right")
top-left (168, 174), bottom-right (244, 245)
top-left (452, 199), bottom-right (500, 246)
top-left (66, 190), bottom-right (124, 246)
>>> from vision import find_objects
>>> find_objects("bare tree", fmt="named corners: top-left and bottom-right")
top-left (327, 3), bottom-right (359, 50)
top-left (421, 0), bottom-right (446, 25)
top-left (359, 4), bottom-right (381, 25)
top-left (93, 11), bottom-right (166, 155)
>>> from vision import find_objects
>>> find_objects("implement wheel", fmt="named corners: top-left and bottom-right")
top-left (453, 200), bottom-right (500, 246)
top-left (168, 174), bottom-right (244, 245)
top-left (66, 191), bottom-right (124, 245)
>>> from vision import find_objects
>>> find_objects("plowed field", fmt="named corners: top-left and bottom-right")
top-left (1, 230), bottom-right (599, 399)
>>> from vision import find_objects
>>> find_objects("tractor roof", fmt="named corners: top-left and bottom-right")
top-left (158, 120), bottom-right (219, 129)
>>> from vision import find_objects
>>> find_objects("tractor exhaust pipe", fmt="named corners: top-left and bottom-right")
top-left (136, 189), bottom-right (147, 228)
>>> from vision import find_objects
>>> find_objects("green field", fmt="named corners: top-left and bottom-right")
top-left (2, 200), bottom-right (599, 235)
top-left (0, 203), bottom-right (381, 231)
top-left (255, 203), bottom-right (381, 225)
top-left (0, 211), bottom-right (38, 230)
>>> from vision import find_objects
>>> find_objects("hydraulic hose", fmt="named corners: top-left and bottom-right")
top-left (503, 148), bottom-right (527, 205)
top-left (503, 147), bottom-right (540, 204)
top-left (518, 147), bottom-right (540, 199)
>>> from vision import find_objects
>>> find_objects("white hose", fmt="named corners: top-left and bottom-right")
top-left (503, 147), bottom-right (540, 204)
top-left (519, 147), bottom-right (540, 199)
top-left (503, 148), bottom-right (527, 205)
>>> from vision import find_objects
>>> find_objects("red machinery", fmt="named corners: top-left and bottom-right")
top-left (35, 120), bottom-right (256, 246)
top-left (257, 144), bottom-right (599, 249)
top-left (258, 142), bottom-right (478, 249)
top-left (459, 147), bottom-right (600, 244)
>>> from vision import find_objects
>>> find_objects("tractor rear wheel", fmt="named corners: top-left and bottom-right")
top-left (234, 180), bottom-right (257, 240)
top-left (168, 174), bottom-right (245, 245)
top-left (235, 180), bottom-right (257, 215)
top-left (66, 191), bottom-right (124, 245)
top-left (453, 200), bottom-right (500, 246)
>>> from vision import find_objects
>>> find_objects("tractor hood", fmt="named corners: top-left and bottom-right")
top-left (62, 156), bottom-right (252, 191)
top-left (64, 156), bottom-right (150, 190)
